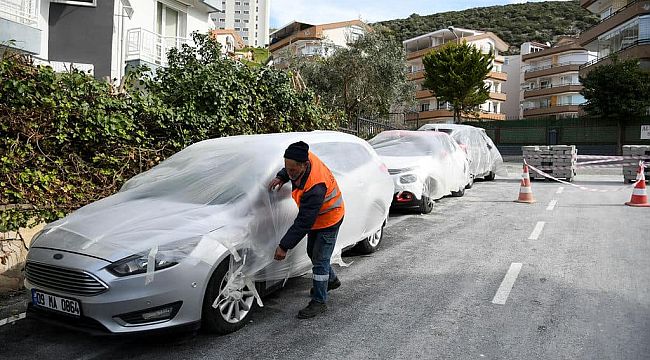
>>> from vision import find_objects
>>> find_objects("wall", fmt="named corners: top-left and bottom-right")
top-left (48, 0), bottom-right (116, 79)
top-left (0, 222), bottom-right (45, 294)
top-left (502, 55), bottom-right (522, 119)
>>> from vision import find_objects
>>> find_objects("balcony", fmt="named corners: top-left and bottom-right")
top-left (0, 0), bottom-right (39, 27)
top-left (418, 109), bottom-right (505, 121)
top-left (0, 0), bottom-right (41, 54)
top-left (407, 70), bottom-right (425, 80)
top-left (579, 0), bottom-right (650, 46)
top-left (523, 104), bottom-right (582, 117)
top-left (488, 71), bottom-right (507, 81)
top-left (126, 28), bottom-right (189, 68)
top-left (579, 39), bottom-right (650, 74)
top-left (524, 62), bottom-right (583, 80)
top-left (489, 91), bottom-right (507, 101)
top-left (415, 89), bottom-right (434, 99)
top-left (523, 84), bottom-right (583, 99)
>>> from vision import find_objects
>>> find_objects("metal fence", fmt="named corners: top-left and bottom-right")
top-left (466, 116), bottom-right (650, 155)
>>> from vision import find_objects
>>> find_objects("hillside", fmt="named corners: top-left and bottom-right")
top-left (373, 0), bottom-right (599, 54)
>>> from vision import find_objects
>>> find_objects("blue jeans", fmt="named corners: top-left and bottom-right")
top-left (307, 225), bottom-right (339, 304)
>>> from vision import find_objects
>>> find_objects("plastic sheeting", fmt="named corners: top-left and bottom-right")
top-left (369, 130), bottom-right (470, 201)
top-left (31, 131), bottom-right (393, 293)
top-left (418, 124), bottom-right (507, 178)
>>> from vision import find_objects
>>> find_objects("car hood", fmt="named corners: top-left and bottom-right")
top-left (380, 156), bottom-right (432, 172)
top-left (32, 197), bottom-right (244, 262)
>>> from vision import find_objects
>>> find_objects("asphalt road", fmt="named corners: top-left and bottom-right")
top-left (1, 164), bottom-right (648, 359)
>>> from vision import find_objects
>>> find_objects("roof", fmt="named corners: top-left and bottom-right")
top-left (210, 29), bottom-right (246, 50)
top-left (403, 27), bottom-right (483, 44)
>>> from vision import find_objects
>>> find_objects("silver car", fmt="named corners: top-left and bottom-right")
top-left (25, 131), bottom-right (394, 335)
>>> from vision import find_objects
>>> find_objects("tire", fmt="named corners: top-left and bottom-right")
top-left (354, 223), bottom-right (384, 254)
top-left (465, 175), bottom-right (474, 189)
top-left (202, 257), bottom-right (257, 335)
top-left (484, 171), bottom-right (496, 181)
top-left (451, 187), bottom-right (465, 197)
top-left (419, 195), bottom-right (434, 214)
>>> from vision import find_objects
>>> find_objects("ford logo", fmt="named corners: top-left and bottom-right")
top-left (53, 253), bottom-right (63, 260)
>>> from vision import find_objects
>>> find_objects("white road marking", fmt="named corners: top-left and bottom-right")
top-left (0, 312), bottom-right (26, 327)
top-left (528, 221), bottom-right (546, 240)
top-left (556, 187), bottom-right (564, 194)
top-left (546, 200), bottom-right (558, 211)
top-left (492, 263), bottom-right (523, 305)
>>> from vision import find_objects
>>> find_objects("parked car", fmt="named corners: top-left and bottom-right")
top-left (25, 131), bottom-right (394, 335)
top-left (418, 123), bottom-right (504, 184)
top-left (369, 130), bottom-right (471, 214)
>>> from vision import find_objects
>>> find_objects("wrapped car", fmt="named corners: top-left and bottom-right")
top-left (24, 131), bottom-right (393, 335)
top-left (369, 130), bottom-right (471, 214)
top-left (418, 123), bottom-right (505, 184)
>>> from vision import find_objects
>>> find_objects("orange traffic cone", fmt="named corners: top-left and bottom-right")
top-left (625, 162), bottom-right (650, 207)
top-left (515, 161), bottom-right (536, 203)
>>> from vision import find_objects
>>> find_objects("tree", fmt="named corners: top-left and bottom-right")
top-left (422, 41), bottom-right (493, 123)
top-left (289, 32), bottom-right (415, 122)
top-left (580, 56), bottom-right (650, 153)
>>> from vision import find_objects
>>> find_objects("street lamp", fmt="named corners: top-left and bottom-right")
top-left (448, 26), bottom-right (459, 44)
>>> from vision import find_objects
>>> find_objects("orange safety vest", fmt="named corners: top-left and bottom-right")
top-left (291, 152), bottom-right (345, 230)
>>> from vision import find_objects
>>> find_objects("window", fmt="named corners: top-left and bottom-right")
top-left (244, 36), bottom-right (248, 40)
top-left (244, 20), bottom-right (249, 23)
top-left (420, 103), bottom-right (430, 112)
top-left (255, 40), bottom-right (258, 45)
top-left (235, 10), bottom-right (241, 14)
top-left (219, 18), bottom-right (225, 22)
top-left (255, 32), bottom-right (258, 37)
top-left (235, 27), bottom-right (241, 31)
top-left (504, 58), bottom-right (509, 65)
top-left (243, 28), bottom-right (249, 31)
top-left (244, 10), bottom-right (249, 14)
top-left (235, 19), bottom-right (240, 23)
top-left (255, 24), bottom-right (258, 29)
top-left (244, 2), bottom-right (249, 5)
top-left (235, 1), bottom-right (240, 5)
top-left (51, 0), bottom-right (97, 6)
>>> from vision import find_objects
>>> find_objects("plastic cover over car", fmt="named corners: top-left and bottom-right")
top-left (31, 131), bottom-right (393, 304)
top-left (418, 124), bottom-right (506, 178)
top-left (369, 130), bottom-right (469, 201)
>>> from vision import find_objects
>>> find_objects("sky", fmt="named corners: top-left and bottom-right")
top-left (270, 0), bottom-right (572, 28)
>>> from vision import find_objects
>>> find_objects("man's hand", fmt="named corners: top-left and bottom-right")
top-left (268, 177), bottom-right (285, 192)
top-left (274, 246), bottom-right (287, 261)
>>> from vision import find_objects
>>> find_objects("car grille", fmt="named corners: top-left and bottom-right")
top-left (388, 169), bottom-right (401, 175)
top-left (25, 262), bottom-right (108, 296)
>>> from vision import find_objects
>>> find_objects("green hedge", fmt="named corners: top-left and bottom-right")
top-left (0, 33), bottom-right (338, 232)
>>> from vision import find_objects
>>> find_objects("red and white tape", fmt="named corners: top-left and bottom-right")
top-left (526, 163), bottom-right (641, 193)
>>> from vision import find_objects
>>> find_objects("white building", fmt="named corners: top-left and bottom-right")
top-left (403, 27), bottom-right (509, 123)
top-left (1, 0), bottom-right (222, 80)
top-left (268, 20), bottom-right (368, 67)
top-left (211, 0), bottom-right (270, 47)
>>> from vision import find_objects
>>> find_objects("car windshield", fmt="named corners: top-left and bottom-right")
top-left (369, 132), bottom-right (446, 157)
top-left (120, 145), bottom-right (258, 205)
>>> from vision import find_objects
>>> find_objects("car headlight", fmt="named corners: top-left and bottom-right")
top-left (399, 174), bottom-right (418, 184)
top-left (108, 253), bottom-right (178, 277)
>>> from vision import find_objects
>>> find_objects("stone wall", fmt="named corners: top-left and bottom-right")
top-left (0, 223), bottom-right (45, 294)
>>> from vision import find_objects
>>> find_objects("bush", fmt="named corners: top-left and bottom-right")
top-left (0, 34), bottom-right (338, 232)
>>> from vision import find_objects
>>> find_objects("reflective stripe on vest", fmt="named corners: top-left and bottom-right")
top-left (291, 152), bottom-right (345, 230)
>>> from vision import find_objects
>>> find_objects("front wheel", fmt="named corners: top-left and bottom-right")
top-left (354, 224), bottom-right (384, 254)
top-left (202, 258), bottom-right (257, 335)
top-left (465, 175), bottom-right (474, 189)
top-left (484, 171), bottom-right (496, 181)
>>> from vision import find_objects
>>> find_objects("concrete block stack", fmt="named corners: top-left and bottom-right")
top-left (522, 145), bottom-right (577, 181)
top-left (622, 145), bottom-right (650, 183)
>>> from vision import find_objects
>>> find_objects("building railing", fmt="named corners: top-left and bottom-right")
top-left (600, 0), bottom-right (640, 23)
top-left (524, 82), bottom-right (582, 91)
top-left (525, 61), bottom-right (585, 73)
top-left (126, 28), bottom-right (189, 67)
top-left (580, 39), bottom-right (650, 69)
top-left (523, 102), bottom-right (584, 111)
top-left (0, 0), bottom-right (39, 27)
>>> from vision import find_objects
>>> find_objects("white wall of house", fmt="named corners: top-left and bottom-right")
top-left (502, 55), bottom-right (522, 119)
top-left (37, 0), bottom-right (51, 59)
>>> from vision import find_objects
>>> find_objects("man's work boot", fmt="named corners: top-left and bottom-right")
top-left (297, 300), bottom-right (327, 319)
top-left (310, 277), bottom-right (341, 296)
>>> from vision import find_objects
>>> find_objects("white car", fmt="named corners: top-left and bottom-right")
top-left (369, 130), bottom-right (471, 213)
top-left (418, 124), bottom-right (504, 184)
top-left (24, 131), bottom-right (393, 335)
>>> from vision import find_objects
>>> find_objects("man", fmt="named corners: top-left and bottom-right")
top-left (268, 141), bottom-right (345, 319)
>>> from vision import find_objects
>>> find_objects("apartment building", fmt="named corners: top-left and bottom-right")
top-left (403, 28), bottom-right (509, 123)
top-left (1, 0), bottom-right (222, 80)
top-left (211, 0), bottom-right (270, 47)
top-left (579, 0), bottom-right (650, 74)
top-left (520, 37), bottom-right (596, 119)
top-left (268, 20), bottom-right (368, 67)
top-left (502, 55), bottom-right (522, 119)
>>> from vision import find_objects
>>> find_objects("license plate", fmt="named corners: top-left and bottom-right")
top-left (31, 289), bottom-right (81, 317)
